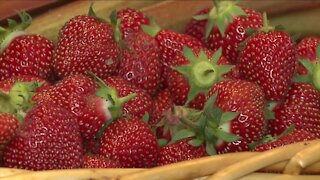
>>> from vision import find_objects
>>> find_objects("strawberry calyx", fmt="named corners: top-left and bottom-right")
top-left (193, 0), bottom-right (246, 38)
top-left (141, 16), bottom-right (161, 37)
top-left (174, 47), bottom-right (233, 105)
top-left (0, 11), bottom-right (31, 53)
top-left (0, 81), bottom-right (42, 121)
top-left (248, 125), bottom-right (295, 150)
top-left (294, 45), bottom-right (320, 91)
top-left (168, 94), bottom-right (241, 155)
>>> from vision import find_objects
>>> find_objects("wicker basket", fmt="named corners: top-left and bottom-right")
top-left (1, 0), bottom-right (320, 179)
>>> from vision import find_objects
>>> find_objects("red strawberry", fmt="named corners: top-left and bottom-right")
top-left (208, 79), bottom-right (267, 153)
top-left (157, 138), bottom-right (207, 166)
top-left (104, 76), bottom-right (153, 119)
top-left (253, 128), bottom-right (317, 152)
top-left (269, 83), bottom-right (320, 137)
top-left (166, 46), bottom-right (233, 110)
top-left (296, 37), bottom-right (320, 75)
top-left (99, 117), bottom-right (159, 168)
top-left (53, 6), bottom-right (120, 79)
top-left (118, 31), bottom-right (162, 95)
top-left (82, 155), bottom-right (122, 168)
top-left (185, 8), bottom-right (211, 44)
top-left (0, 75), bottom-right (50, 93)
top-left (116, 8), bottom-right (150, 38)
top-left (142, 18), bottom-right (205, 89)
top-left (0, 12), bottom-right (54, 81)
top-left (149, 89), bottom-right (173, 127)
top-left (2, 103), bottom-right (83, 170)
top-left (237, 17), bottom-right (297, 101)
top-left (0, 113), bottom-right (19, 153)
top-left (193, 2), bottom-right (263, 63)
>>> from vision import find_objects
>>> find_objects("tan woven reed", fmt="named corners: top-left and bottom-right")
top-left (1, 140), bottom-right (320, 180)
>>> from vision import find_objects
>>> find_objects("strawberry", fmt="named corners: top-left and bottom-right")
top-left (193, 1), bottom-right (263, 63)
top-left (237, 14), bottom-right (297, 101)
top-left (116, 8), bottom-right (150, 38)
top-left (0, 12), bottom-right (54, 81)
top-left (185, 8), bottom-right (211, 44)
top-left (297, 37), bottom-right (320, 75)
top-left (208, 80), bottom-right (267, 153)
top-left (296, 37), bottom-right (320, 75)
top-left (0, 75), bottom-right (50, 93)
top-left (2, 103), bottom-right (83, 170)
top-left (157, 138), bottom-right (207, 166)
top-left (166, 46), bottom-right (233, 110)
top-left (103, 76), bottom-right (153, 119)
top-left (0, 113), bottom-right (19, 154)
top-left (117, 31), bottom-right (162, 95)
top-left (269, 82), bottom-right (320, 137)
top-left (142, 18), bottom-right (205, 89)
top-left (53, 5), bottom-right (120, 79)
top-left (149, 89), bottom-right (173, 127)
top-left (82, 155), bottom-right (122, 168)
top-left (99, 117), bottom-right (159, 168)
top-left (252, 127), bottom-right (317, 152)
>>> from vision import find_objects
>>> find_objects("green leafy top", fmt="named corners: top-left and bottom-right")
top-left (193, 0), bottom-right (247, 37)
top-left (294, 45), bottom-right (320, 91)
top-left (0, 11), bottom-right (32, 52)
top-left (168, 93), bottom-right (240, 155)
top-left (141, 16), bottom-right (161, 37)
top-left (174, 46), bottom-right (233, 105)
top-left (0, 81), bottom-right (42, 122)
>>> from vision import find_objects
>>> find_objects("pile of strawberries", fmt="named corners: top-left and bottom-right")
top-left (0, 1), bottom-right (319, 171)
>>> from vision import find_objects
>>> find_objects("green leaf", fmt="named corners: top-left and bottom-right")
top-left (88, 2), bottom-right (97, 17)
top-left (183, 46), bottom-right (197, 63)
top-left (216, 16), bottom-right (227, 37)
top-left (185, 84), bottom-right (202, 105)
top-left (198, 50), bottom-right (208, 61)
top-left (158, 138), bottom-right (168, 147)
top-left (317, 46), bottom-right (320, 64)
top-left (216, 128), bottom-right (241, 143)
top-left (265, 109), bottom-right (275, 120)
top-left (211, 48), bottom-right (222, 64)
top-left (188, 138), bottom-right (204, 147)
top-left (205, 142), bottom-right (216, 155)
top-left (7, 19), bottom-right (17, 29)
top-left (220, 111), bottom-right (239, 125)
top-left (95, 88), bottom-right (109, 99)
top-left (109, 10), bottom-right (118, 26)
top-left (205, 19), bottom-right (215, 38)
top-left (300, 59), bottom-right (315, 73)
top-left (193, 14), bottom-right (209, 20)
top-left (293, 74), bottom-right (311, 83)
top-left (142, 112), bottom-right (149, 123)
top-left (216, 65), bottom-right (234, 77)
top-left (173, 63), bottom-right (190, 74)
top-left (141, 16), bottom-right (161, 37)
top-left (276, 125), bottom-right (295, 139)
top-left (171, 129), bottom-right (196, 143)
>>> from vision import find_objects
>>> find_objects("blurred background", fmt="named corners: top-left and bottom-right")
top-left (1, 0), bottom-right (320, 42)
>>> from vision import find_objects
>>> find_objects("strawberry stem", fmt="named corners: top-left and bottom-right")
top-left (260, 12), bottom-right (274, 33)
top-left (174, 47), bottom-right (233, 104)
top-left (141, 16), bottom-right (161, 37)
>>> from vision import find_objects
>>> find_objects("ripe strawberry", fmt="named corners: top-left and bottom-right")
top-left (142, 18), bottom-right (204, 88)
top-left (237, 15), bottom-right (297, 101)
top-left (116, 8), bottom-right (150, 38)
top-left (269, 83), bottom-right (320, 137)
top-left (296, 37), bottom-right (320, 75)
top-left (193, 1), bottom-right (263, 63)
top-left (2, 103), bottom-right (83, 170)
top-left (149, 89), bottom-right (173, 127)
top-left (0, 113), bottom-right (19, 153)
top-left (99, 117), bottom-right (159, 168)
top-left (118, 31), bottom-right (162, 95)
top-left (0, 75), bottom-right (50, 93)
top-left (166, 47), bottom-right (233, 110)
top-left (0, 12), bottom-right (54, 81)
top-left (208, 79), bottom-right (267, 153)
top-left (157, 138), bottom-right (207, 166)
top-left (82, 155), bottom-right (122, 168)
top-left (53, 6), bottom-right (120, 79)
top-left (252, 128), bottom-right (317, 152)
top-left (185, 8), bottom-right (211, 44)
top-left (104, 76), bottom-right (153, 119)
